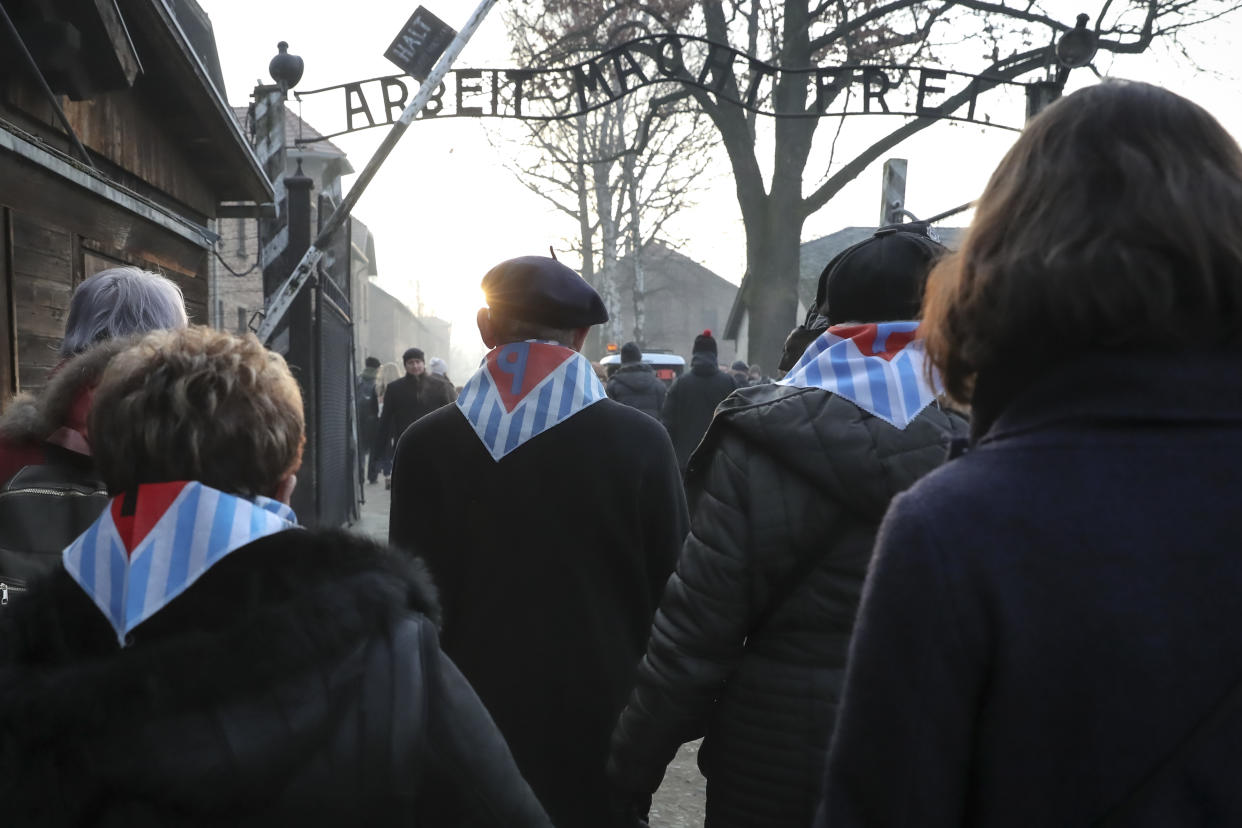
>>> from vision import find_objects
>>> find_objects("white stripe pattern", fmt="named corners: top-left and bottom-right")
top-left (455, 343), bottom-right (607, 461)
top-left (778, 322), bottom-right (943, 430)
top-left (63, 482), bottom-right (298, 646)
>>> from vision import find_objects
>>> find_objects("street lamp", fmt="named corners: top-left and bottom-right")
top-left (1026, 13), bottom-right (1098, 120)
top-left (269, 41), bottom-right (304, 95)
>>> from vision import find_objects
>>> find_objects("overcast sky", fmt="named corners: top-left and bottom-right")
top-left (197, 0), bottom-right (1242, 357)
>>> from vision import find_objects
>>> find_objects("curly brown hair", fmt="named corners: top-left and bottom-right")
top-left (921, 80), bottom-right (1242, 403)
top-left (90, 327), bottom-right (304, 499)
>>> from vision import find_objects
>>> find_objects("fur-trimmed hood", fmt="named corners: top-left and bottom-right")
top-left (0, 527), bottom-right (442, 820)
top-left (0, 337), bottom-right (132, 445)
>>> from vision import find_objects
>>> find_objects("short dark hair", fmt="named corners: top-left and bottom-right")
top-left (922, 81), bottom-right (1242, 402)
top-left (365, 356), bottom-right (381, 368)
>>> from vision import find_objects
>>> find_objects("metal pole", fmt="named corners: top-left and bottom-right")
top-left (923, 200), bottom-right (976, 225)
top-left (257, 0), bottom-right (501, 343)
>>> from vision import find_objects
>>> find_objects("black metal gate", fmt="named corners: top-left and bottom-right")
top-left (271, 175), bottom-right (359, 528)
top-left (312, 222), bottom-right (356, 528)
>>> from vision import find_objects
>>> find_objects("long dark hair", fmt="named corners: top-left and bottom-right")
top-left (922, 80), bottom-right (1242, 403)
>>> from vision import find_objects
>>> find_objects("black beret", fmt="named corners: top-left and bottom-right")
top-left (481, 256), bottom-right (608, 329)
top-left (403, 347), bottom-right (425, 363)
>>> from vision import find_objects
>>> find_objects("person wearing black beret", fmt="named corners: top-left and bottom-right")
top-left (388, 255), bottom-right (688, 828)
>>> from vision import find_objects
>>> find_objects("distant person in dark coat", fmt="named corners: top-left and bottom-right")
top-left (357, 356), bottom-right (381, 484)
top-left (820, 81), bottom-right (1242, 827)
top-left (390, 256), bottom-right (689, 828)
top-left (606, 341), bottom-right (666, 419)
top-left (373, 346), bottom-right (455, 489)
top-left (609, 224), bottom-right (965, 828)
top-left (661, 330), bottom-right (737, 472)
top-left (0, 327), bottom-right (550, 826)
top-left (728, 359), bottom-right (750, 387)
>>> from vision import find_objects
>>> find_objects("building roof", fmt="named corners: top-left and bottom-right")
top-left (130, 0), bottom-right (272, 204)
top-left (606, 240), bottom-right (738, 293)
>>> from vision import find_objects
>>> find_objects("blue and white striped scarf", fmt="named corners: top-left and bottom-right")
top-left (456, 340), bottom-right (607, 461)
top-left (63, 481), bottom-right (298, 646)
top-left (778, 321), bottom-right (942, 430)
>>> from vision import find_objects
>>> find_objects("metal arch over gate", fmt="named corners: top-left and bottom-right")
top-left (293, 34), bottom-right (1034, 142)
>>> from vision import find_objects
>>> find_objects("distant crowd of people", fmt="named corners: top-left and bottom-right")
top-left (2, 80), bottom-right (1242, 827)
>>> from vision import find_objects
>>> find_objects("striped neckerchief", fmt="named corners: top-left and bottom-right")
top-left (63, 481), bottom-right (298, 646)
top-left (777, 321), bottom-right (942, 430)
top-left (456, 340), bottom-right (606, 461)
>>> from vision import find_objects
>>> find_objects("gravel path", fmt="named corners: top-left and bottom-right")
top-left (649, 741), bottom-right (706, 826)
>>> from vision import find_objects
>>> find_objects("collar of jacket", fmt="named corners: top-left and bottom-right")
top-left (689, 352), bottom-right (719, 376)
top-left (975, 347), bottom-right (1242, 447)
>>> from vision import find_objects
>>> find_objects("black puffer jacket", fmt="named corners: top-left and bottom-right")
top-left (0, 527), bottom-right (551, 827)
top-left (661, 353), bottom-right (738, 471)
top-left (608, 383), bottom-right (967, 827)
top-left (606, 363), bottom-right (667, 419)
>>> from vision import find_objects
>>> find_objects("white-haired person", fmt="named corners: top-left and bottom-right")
top-left (0, 266), bottom-right (188, 591)
top-left (0, 326), bottom-right (551, 825)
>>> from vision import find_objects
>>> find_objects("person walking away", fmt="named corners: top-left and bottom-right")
top-left (389, 256), bottom-right (688, 828)
top-left (661, 331), bottom-right (736, 473)
top-left (0, 267), bottom-right (187, 596)
top-left (373, 361), bottom-right (402, 486)
top-left (729, 360), bottom-right (750, 387)
top-left (357, 356), bottom-right (381, 484)
top-left (820, 81), bottom-right (1242, 828)
top-left (608, 224), bottom-right (967, 828)
top-left (428, 356), bottom-right (453, 386)
top-left (373, 347), bottom-right (455, 490)
top-left (0, 326), bottom-right (550, 825)
top-left (606, 341), bottom-right (667, 420)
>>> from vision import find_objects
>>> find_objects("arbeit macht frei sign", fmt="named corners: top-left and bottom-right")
top-left (294, 34), bottom-right (1029, 142)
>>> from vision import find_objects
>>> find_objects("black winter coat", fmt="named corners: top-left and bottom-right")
top-left (391, 399), bottom-right (689, 828)
top-left (376, 372), bottom-right (456, 453)
top-left (821, 350), bottom-right (1242, 827)
top-left (661, 353), bottom-right (737, 471)
top-left (0, 527), bottom-right (551, 827)
top-left (607, 363), bottom-right (667, 419)
top-left (608, 383), bottom-right (967, 828)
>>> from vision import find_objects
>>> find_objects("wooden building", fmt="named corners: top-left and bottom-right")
top-left (0, 0), bottom-right (270, 405)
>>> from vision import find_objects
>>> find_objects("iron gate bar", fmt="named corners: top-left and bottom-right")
top-left (257, 0), bottom-right (501, 344)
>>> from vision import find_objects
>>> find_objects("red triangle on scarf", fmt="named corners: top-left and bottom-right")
top-left (486, 343), bottom-right (573, 413)
top-left (829, 324), bottom-right (920, 362)
top-left (110, 481), bottom-right (192, 558)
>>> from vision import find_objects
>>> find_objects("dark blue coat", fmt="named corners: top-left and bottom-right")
top-left (820, 349), bottom-right (1242, 827)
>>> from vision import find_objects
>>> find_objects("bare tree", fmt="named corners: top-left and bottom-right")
top-left (587, 0), bottom-right (1242, 365)
top-left (496, 0), bottom-right (714, 351)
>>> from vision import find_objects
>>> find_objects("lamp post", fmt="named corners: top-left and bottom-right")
top-left (1026, 13), bottom-right (1098, 120)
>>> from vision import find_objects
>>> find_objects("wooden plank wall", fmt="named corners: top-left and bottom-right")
top-left (11, 214), bottom-right (75, 390)
top-left (0, 209), bottom-right (12, 406)
top-left (0, 156), bottom-right (209, 401)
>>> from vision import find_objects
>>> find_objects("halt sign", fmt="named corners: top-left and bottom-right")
top-left (384, 6), bottom-right (457, 82)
